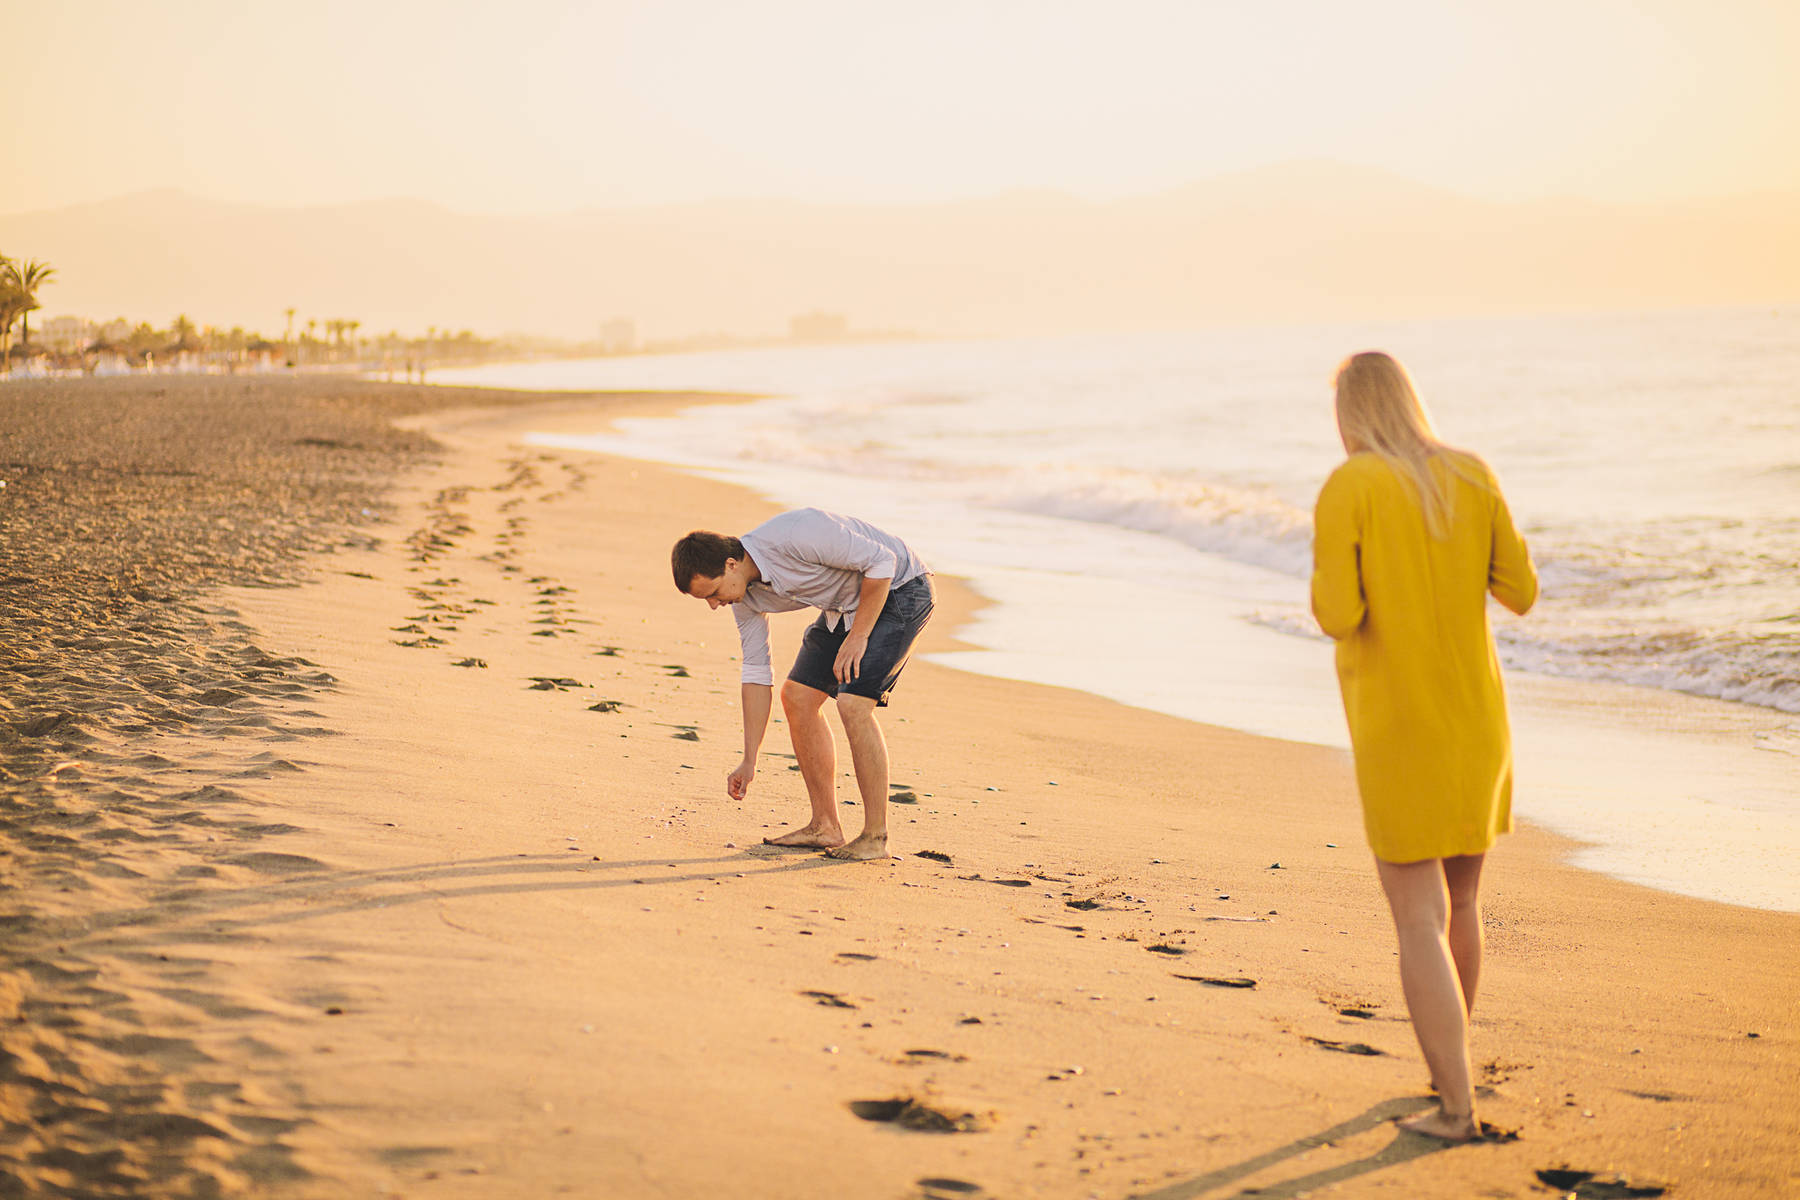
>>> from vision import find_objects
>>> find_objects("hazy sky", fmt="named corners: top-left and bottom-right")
top-left (10, 0), bottom-right (1800, 215)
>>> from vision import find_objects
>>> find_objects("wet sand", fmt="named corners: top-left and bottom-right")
top-left (1, 376), bottom-right (1794, 1199)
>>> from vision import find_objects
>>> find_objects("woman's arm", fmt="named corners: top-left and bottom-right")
top-left (1488, 486), bottom-right (1538, 616)
top-left (1311, 468), bottom-right (1367, 640)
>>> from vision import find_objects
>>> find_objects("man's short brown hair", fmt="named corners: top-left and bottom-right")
top-left (670, 530), bottom-right (745, 593)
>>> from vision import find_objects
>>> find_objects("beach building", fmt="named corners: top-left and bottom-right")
top-left (598, 318), bottom-right (636, 355)
top-left (789, 310), bottom-right (848, 342)
top-left (39, 315), bottom-right (93, 353)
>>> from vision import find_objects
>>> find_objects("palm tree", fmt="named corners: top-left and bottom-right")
top-left (2, 258), bottom-right (56, 349)
top-left (0, 253), bottom-right (18, 372)
top-left (1, 256), bottom-right (55, 372)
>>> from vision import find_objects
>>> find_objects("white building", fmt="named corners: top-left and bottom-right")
top-left (38, 315), bottom-right (94, 353)
top-left (598, 318), bottom-right (636, 354)
top-left (789, 311), bottom-right (848, 342)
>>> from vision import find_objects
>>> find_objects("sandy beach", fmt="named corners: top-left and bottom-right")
top-left (2, 376), bottom-right (1795, 1200)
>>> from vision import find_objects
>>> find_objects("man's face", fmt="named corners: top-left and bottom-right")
top-left (686, 557), bottom-right (751, 609)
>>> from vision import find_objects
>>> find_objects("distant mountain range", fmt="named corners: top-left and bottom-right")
top-left (3, 161), bottom-right (1795, 340)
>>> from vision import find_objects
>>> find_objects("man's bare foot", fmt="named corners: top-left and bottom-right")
top-left (824, 831), bottom-right (889, 861)
top-left (764, 824), bottom-right (845, 848)
top-left (1399, 1106), bottom-right (1480, 1142)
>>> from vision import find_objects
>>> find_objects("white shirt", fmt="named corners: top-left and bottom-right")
top-left (731, 508), bottom-right (928, 685)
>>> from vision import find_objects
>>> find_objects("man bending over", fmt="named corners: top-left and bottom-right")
top-left (671, 509), bottom-right (934, 861)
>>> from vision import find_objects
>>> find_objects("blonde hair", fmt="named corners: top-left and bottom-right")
top-left (1333, 351), bottom-right (1469, 538)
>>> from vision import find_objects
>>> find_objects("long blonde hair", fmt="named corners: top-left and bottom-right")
top-left (1333, 351), bottom-right (1466, 538)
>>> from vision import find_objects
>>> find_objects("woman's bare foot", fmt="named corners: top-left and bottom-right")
top-left (824, 831), bottom-right (889, 861)
top-left (1399, 1106), bottom-right (1480, 1142)
top-left (764, 824), bottom-right (845, 848)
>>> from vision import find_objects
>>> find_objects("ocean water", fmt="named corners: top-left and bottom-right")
top-left (433, 306), bottom-right (1800, 911)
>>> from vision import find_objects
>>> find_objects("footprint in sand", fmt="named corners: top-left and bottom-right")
top-left (848, 1098), bottom-right (988, 1133)
top-left (1468, 1121), bottom-right (1521, 1142)
top-left (1534, 1168), bottom-right (1665, 1197)
top-left (916, 1180), bottom-right (986, 1200)
top-left (1174, 973), bottom-right (1257, 989)
top-left (527, 677), bottom-right (587, 691)
top-left (1480, 1058), bottom-right (1527, 1084)
top-left (901, 1049), bottom-right (968, 1063)
top-left (1305, 1036), bottom-right (1384, 1056)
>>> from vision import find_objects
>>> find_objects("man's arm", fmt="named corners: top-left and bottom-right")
top-left (833, 574), bottom-right (893, 684)
top-left (728, 683), bottom-right (772, 800)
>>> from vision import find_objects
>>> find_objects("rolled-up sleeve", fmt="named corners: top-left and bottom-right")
top-left (1311, 468), bottom-right (1367, 640)
top-left (821, 516), bottom-right (899, 581)
top-left (733, 606), bottom-right (774, 685)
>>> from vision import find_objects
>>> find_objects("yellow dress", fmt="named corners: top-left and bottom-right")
top-left (1311, 451), bottom-right (1538, 863)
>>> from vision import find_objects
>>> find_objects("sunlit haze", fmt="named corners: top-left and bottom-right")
top-left (11, 0), bottom-right (1800, 214)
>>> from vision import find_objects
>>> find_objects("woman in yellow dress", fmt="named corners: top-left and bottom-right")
top-left (1311, 351), bottom-right (1538, 1141)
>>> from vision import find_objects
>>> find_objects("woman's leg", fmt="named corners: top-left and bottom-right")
top-left (1442, 853), bottom-right (1486, 1016)
top-left (1375, 856), bottom-right (1479, 1140)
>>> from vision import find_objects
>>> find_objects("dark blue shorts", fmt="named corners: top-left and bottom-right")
top-left (787, 574), bottom-right (935, 707)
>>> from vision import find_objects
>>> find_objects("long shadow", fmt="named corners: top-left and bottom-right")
top-left (1132, 1097), bottom-right (1450, 1200)
top-left (40, 847), bottom-right (851, 945)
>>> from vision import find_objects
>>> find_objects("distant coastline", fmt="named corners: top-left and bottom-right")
top-left (4, 163), bottom-right (1795, 347)
top-left (0, 312), bottom-right (924, 382)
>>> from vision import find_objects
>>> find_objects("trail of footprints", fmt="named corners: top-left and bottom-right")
top-left (389, 455), bottom-right (1635, 1194)
top-left (389, 456), bottom-right (682, 724)
top-left (0, 453), bottom-right (1648, 1200)
top-left (379, 456), bottom-right (1569, 1191)
top-left (0, 451), bottom-right (651, 1196)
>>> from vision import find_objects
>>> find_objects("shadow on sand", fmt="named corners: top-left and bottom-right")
top-left (1133, 1097), bottom-right (1451, 1200)
top-left (57, 848), bottom-right (849, 942)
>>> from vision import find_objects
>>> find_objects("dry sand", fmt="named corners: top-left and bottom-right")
top-left (1, 376), bottom-right (1794, 1200)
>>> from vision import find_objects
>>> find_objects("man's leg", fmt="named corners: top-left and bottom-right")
top-left (765, 679), bottom-right (845, 848)
top-left (824, 694), bottom-right (889, 860)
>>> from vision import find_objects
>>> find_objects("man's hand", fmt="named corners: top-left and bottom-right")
top-left (834, 630), bottom-right (870, 684)
top-left (727, 757), bottom-right (755, 801)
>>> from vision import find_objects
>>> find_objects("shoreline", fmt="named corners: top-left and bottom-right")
top-left (499, 385), bottom-right (1800, 916)
top-left (2, 377), bottom-right (1794, 1198)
